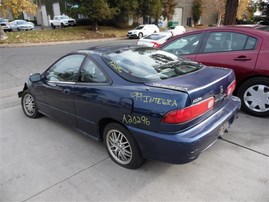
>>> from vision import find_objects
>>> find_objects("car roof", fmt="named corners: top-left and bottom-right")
top-left (75, 44), bottom-right (141, 56)
top-left (150, 32), bottom-right (171, 36)
top-left (88, 44), bottom-right (138, 53)
top-left (160, 25), bottom-right (269, 48)
top-left (13, 20), bottom-right (26, 22)
top-left (170, 26), bottom-right (269, 39)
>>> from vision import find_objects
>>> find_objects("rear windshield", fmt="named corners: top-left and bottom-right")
top-left (145, 34), bottom-right (167, 40)
top-left (102, 47), bottom-right (202, 83)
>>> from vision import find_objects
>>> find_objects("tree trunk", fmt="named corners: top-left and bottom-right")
top-left (0, 27), bottom-right (8, 40)
top-left (223, 0), bottom-right (239, 25)
top-left (93, 21), bottom-right (98, 32)
top-left (217, 14), bottom-right (222, 26)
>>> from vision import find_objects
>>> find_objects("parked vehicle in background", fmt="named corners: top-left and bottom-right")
top-left (18, 45), bottom-right (240, 169)
top-left (160, 26), bottom-right (269, 117)
top-left (10, 20), bottom-right (35, 31)
top-left (137, 32), bottom-right (173, 48)
top-left (257, 20), bottom-right (269, 25)
top-left (0, 18), bottom-right (12, 32)
top-left (231, 24), bottom-right (269, 32)
top-left (166, 25), bottom-right (186, 36)
top-left (49, 15), bottom-right (76, 29)
top-left (255, 25), bottom-right (269, 31)
top-left (127, 24), bottom-right (159, 39)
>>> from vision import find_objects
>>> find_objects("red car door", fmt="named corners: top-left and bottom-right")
top-left (195, 31), bottom-right (261, 83)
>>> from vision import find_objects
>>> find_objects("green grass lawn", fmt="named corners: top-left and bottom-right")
top-left (0, 26), bottom-right (130, 44)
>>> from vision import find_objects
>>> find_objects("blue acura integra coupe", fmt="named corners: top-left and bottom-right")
top-left (18, 45), bottom-right (241, 169)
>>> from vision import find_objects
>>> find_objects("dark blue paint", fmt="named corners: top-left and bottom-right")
top-left (20, 46), bottom-right (241, 164)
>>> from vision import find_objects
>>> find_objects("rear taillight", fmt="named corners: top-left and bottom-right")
top-left (226, 80), bottom-right (236, 96)
top-left (152, 42), bottom-right (161, 48)
top-left (162, 97), bottom-right (215, 124)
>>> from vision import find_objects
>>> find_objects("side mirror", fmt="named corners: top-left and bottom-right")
top-left (29, 73), bottom-right (41, 82)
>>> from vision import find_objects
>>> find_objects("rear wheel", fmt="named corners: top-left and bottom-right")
top-left (104, 123), bottom-right (144, 169)
top-left (51, 23), bottom-right (55, 29)
top-left (237, 77), bottom-right (269, 117)
top-left (138, 32), bottom-right (143, 39)
top-left (21, 90), bottom-right (41, 118)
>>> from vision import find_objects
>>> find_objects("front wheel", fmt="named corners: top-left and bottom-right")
top-left (104, 123), bottom-right (144, 169)
top-left (237, 77), bottom-right (269, 117)
top-left (21, 90), bottom-right (41, 118)
top-left (138, 32), bottom-right (143, 39)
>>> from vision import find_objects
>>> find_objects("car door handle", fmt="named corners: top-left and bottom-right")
top-left (234, 56), bottom-right (252, 61)
top-left (63, 89), bottom-right (70, 95)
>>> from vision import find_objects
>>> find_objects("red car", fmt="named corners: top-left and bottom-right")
top-left (160, 26), bottom-right (269, 117)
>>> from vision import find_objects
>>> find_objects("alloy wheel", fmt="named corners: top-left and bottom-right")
top-left (23, 93), bottom-right (36, 116)
top-left (106, 129), bottom-right (132, 165)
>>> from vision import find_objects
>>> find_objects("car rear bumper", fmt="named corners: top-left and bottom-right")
top-left (128, 96), bottom-right (241, 164)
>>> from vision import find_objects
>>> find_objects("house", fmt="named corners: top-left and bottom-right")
top-left (172, 0), bottom-right (217, 27)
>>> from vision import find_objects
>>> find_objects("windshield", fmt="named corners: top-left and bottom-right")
top-left (102, 47), bottom-right (201, 83)
top-left (16, 20), bottom-right (27, 25)
top-left (134, 25), bottom-right (144, 30)
top-left (60, 16), bottom-right (69, 20)
top-left (0, 19), bottom-right (8, 23)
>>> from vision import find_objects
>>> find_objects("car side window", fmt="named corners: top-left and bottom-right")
top-left (204, 32), bottom-right (257, 53)
top-left (245, 36), bottom-right (257, 50)
top-left (45, 54), bottom-right (85, 82)
top-left (79, 59), bottom-right (107, 83)
top-left (162, 33), bottom-right (202, 56)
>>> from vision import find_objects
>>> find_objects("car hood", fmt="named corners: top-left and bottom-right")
top-left (145, 66), bottom-right (235, 104)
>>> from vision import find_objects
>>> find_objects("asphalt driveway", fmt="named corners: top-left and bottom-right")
top-left (0, 41), bottom-right (268, 201)
top-left (0, 105), bottom-right (268, 201)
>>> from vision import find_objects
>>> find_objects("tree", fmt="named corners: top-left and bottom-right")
top-left (237, 0), bottom-right (255, 21)
top-left (192, 0), bottom-right (202, 25)
top-left (79, 0), bottom-right (118, 31)
top-left (109, 0), bottom-right (139, 26)
top-left (202, 0), bottom-right (226, 26)
top-left (0, 0), bottom-right (36, 19)
top-left (223, 0), bottom-right (239, 25)
top-left (162, 0), bottom-right (177, 22)
top-left (148, 0), bottom-right (163, 25)
top-left (134, 0), bottom-right (163, 24)
top-left (255, 0), bottom-right (269, 18)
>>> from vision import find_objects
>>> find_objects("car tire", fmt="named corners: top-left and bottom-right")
top-left (138, 33), bottom-right (143, 39)
top-left (237, 77), bottom-right (269, 117)
top-left (104, 123), bottom-right (144, 169)
top-left (51, 24), bottom-right (55, 29)
top-left (61, 23), bottom-right (65, 28)
top-left (21, 90), bottom-right (41, 118)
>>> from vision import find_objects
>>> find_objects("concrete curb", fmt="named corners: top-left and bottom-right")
top-left (0, 37), bottom-right (128, 48)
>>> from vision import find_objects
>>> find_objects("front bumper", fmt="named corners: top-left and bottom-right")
top-left (68, 21), bottom-right (76, 26)
top-left (128, 96), bottom-right (241, 164)
top-left (127, 33), bottom-right (138, 38)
